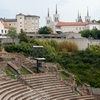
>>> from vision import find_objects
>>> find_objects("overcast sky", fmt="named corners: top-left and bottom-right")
top-left (0, 0), bottom-right (100, 27)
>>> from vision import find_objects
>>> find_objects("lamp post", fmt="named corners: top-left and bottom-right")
top-left (32, 46), bottom-right (45, 73)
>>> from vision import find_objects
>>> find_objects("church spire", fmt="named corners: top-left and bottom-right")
top-left (48, 8), bottom-right (49, 17)
top-left (78, 10), bottom-right (79, 18)
top-left (87, 7), bottom-right (89, 16)
top-left (56, 4), bottom-right (57, 14)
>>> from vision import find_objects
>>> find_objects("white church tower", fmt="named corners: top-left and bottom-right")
top-left (45, 8), bottom-right (52, 26)
top-left (53, 5), bottom-right (60, 33)
top-left (53, 5), bottom-right (60, 24)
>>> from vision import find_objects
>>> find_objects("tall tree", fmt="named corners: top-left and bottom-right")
top-left (6, 27), bottom-right (17, 43)
top-left (79, 29), bottom-right (91, 38)
top-left (37, 26), bottom-right (53, 34)
top-left (18, 29), bottom-right (28, 43)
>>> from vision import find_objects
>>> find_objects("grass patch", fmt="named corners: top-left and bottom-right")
top-left (7, 58), bottom-right (12, 62)
top-left (74, 91), bottom-right (79, 94)
top-left (60, 72), bottom-right (69, 79)
top-left (30, 67), bottom-right (37, 73)
top-left (20, 68), bottom-right (30, 74)
top-left (3, 68), bottom-right (15, 79)
top-left (30, 67), bottom-right (41, 73)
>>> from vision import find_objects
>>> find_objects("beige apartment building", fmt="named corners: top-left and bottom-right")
top-left (0, 13), bottom-right (40, 36)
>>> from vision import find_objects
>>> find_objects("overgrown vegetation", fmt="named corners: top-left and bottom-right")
top-left (4, 29), bottom-right (100, 88)
top-left (57, 45), bottom-right (100, 87)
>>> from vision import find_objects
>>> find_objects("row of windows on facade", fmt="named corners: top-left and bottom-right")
top-left (20, 24), bottom-right (38, 28)
top-left (55, 17), bottom-right (59, 22)
top-left (20, 20), bottom-right (38, 23)
top-left (20, 17), bottom-right (38, 20)
top-left (47, 17), bottom-right (59, 24)
top-left (62, 27), bottom-right (86, 30)
top-left (9, 21), bottom-right (38, 26)
top-left (24, 28), bottom-right (38, 31)
top-left (56, 26), bottom-right (88, 30)
top-left (0, 30), bottom-right (7, 33)
top-left (62, 26), bottom-right (97, 30)
top-left (47, 20), bottom-right (50, 24)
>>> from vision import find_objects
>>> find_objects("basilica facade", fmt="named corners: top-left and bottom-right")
top-left (46, 6), bottom-right (100, 33)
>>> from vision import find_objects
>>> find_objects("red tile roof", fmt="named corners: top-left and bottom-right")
top-left (56, 22), bottom-right (89, 26)
top-left (3, 23), bottom-right (10, 28)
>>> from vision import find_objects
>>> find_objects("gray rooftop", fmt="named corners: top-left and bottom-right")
top-left (25, 15), bottom-right (40, 18)
top-left (4, 19), bottom-right (17, 22)
top-left (16, 13), bottom-right (40, 18)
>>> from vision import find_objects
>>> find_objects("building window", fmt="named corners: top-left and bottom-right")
top-left (36, 20), bottom-right (38, 23)
top-left (5, 30), bottom-right (6, 33)
top-left (76, 27), bottom-right (77, 30)
top-left (36, 27), bottom-right (38, 30)
top-left (20, 25), bottom-right (22, 27)
top-left (93, 26), bottom-right (96, 29)
top-left (9, 24), bottom-right (11, 26)
top-left (32, 27), bottom-right (34, 30)
top-left (2, 30), bottom-right (3, 33)
top-left (20, 17), bottom-right (22, 19)
top-left (32, 20), bottom-right (34, 24)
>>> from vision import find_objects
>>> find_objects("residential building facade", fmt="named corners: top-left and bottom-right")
top-left (0, 21), bottom-right (10, 38)
top-left (0, 13), bottom-right (40, 36)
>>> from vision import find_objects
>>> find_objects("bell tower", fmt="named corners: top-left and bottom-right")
top-left (53, 5), bottom-right (60, 24)
top-left (45, 8), bottom-right (52, 26)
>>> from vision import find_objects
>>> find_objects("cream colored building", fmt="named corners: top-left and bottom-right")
top-left (56, 22), bottom-right (88, 33)
top-left (0, 21), bottom-right (10, 38)
top-left (0, 13), bottom-right (40, 36)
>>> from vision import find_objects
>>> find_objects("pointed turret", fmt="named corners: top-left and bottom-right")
top-left (87, 7), bottom-right (89, 16)
top-left (78, 13), bottom-right (83, 22)
top-left (85, 7), bottom-right (91, 22)
top-left (76, 11), bottom-right (83, 22)
top-left (78, 10), bottom-right (79, 19)
top-left (56, 4), bottom-right (57, 14)
top-left (76, 10), bottom-right (80, 22)
top-left (48, 8), bottom-right (49, 17)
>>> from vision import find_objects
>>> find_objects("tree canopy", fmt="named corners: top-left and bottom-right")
top-left (18, 29), bottom-right (28, 43)
top-left (79, 28), bottom-right (100, 39)
top-left (37, 26), bottom-right (53, 34)
top-left (6, 27), bottom-right (18, 43)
